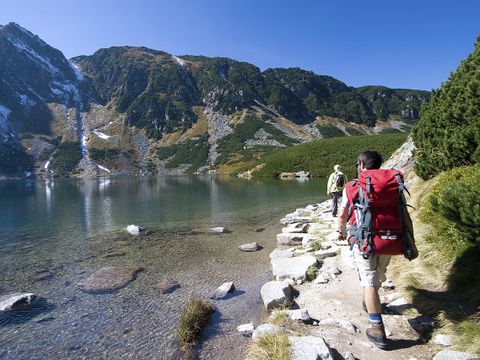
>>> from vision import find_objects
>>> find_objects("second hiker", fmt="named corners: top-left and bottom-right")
top-left (326, 164), bottom-right (346, 217)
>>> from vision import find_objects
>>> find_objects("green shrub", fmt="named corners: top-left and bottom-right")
top-left (89, 148), bottom-right (120, 162)
top-left (254, 134), bottom-right (407, 178)
top-left (413, 35), bottom-right (480, 180)
top-left (177, 298), bottom-right (215, 346)
top-left (316, 125), bottom-right (346, 138)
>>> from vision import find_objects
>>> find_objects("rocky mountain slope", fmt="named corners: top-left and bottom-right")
top-left (0, 22), bottom-right (430, 178)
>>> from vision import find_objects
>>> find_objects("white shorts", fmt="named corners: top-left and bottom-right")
top-left (352, 247), bottom-right (391, 287)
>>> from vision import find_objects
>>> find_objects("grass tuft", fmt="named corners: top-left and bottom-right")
top-left (246, 333), bottom-right (290, 360)
top-left (306, 265), bottom-right (318, 282)
top-left (177, 297), bottom-right (215, 346)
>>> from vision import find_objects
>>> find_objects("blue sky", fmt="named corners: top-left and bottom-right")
top-left (1, 0), bottom-right (479, 90)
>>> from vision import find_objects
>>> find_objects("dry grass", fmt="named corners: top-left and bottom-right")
top-left (388, 172), bottom-right (480, 353)
top-left (245, 333), bottom-right (290, 360)
top-left (177, 298), bottom-right (215, 346)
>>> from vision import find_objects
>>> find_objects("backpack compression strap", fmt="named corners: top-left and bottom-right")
top-left (351, 177), bottom-right (374, 259)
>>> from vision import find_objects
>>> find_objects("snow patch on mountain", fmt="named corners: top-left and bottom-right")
top-left (6, 34), bottom-right (60, 76)
top-left (17, 93), bottom-right (36, 108)
top-left (173, 56), bottom-right (185, 67)
top-left (50, 80), bottom-right (81, 104)
top-left (70, 61), bottom-right (85, 81)
top-left (93, 129), bottom-right (111, 140)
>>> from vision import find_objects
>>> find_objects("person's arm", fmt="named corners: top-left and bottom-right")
top-left (327, 174), bottom-right (333, 194)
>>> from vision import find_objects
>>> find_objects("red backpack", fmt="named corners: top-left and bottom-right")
top-left (346, 169), bottom-right (417, 259)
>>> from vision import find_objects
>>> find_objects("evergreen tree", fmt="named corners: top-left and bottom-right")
top-left (413, 35), bottom-right (480, 179)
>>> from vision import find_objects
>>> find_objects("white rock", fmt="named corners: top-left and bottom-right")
top-left (0, 292), bottom-right (36, 311)
top-left (382, 279), bottom-right (395, 289)
top-left (327, 266), bottom-right (341, 275)
top-left (260, 281), bottom-right (292, 310)
top-left (289, 336), bottom-right (333, 360)
top-left (125, 224), bottom-right (144, 235)
top-left (277, 233), bottom-right (316, 246)
top-left (318, 318), bottom-right (357, 333)
top-left (270, 248), bottom-right (294, 259)
top-left (271, 255), bottom-right (317, 281)
top-left (210, 281), bottom-right (235, 299)
top-left (433, 350), bottom-right (478, 360)
top-left (239, 242), bottom-right (261, 252)
top-left (237, 323), bottom-right (255, 336)
top-left (433, 334), bottom-right (455, 347)
top-left (314, 275), bottom-right (329, 284)
top-left (252, 324), bottom-right (291, 340)
top-left (386, 297), bottom-right (411, 314)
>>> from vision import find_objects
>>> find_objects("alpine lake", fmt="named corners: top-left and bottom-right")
top-left (0, 175), bottom-right (328, 359)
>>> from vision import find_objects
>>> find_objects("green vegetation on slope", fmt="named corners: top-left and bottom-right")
top-left (51, 141), bottom-right (82, 177)
top-left (413, 35), bottom-right (480, 179)
top-left (254, 134), bottom-right (407, 178)
top-left (156, 134), bottom-right (209, 172)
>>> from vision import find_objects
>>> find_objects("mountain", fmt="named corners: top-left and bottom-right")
top-left (0, 23), bottom-right (430, 178)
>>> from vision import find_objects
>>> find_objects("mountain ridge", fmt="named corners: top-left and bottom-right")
top-left (0, 22), bottom-right (430, 178)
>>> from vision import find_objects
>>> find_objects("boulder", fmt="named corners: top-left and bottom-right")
top-left (269, 248), bottom-right (294, 259)
top-left (260, 281), bottom-right (292, 310)
top-left (433, 334), bottom-right (455, 347)
top-left (78, 266), bottom-right (143, 293)
top-left (386, 297), bottom-right (411, 314)
top-left (0, 292), bottom-right (36, 311)
top-left (282, 222), bottom-right (310, 234)
top-left (270, 309), bottom-right (312, 322)
top-left (210, 281), bottom-right (235, 299)
top-left (271, 255), bottom-right (317, 281)
top-left (125, 224), bottom-right (144, 235)
top-left (239, 242), bottom-right (262, 252)
top-left (280, 216), bottom-right (312, 225)
top-left (314, 275), bottom-right (329, 284)
top-left (252, 324), bottom-right (292, 340)
top-left (307, 223), bottom-right (331, 234)
top-left (318, 318), bottom-right (357, 333)
top-left (433, 351), bottom-right (478, 360)
top-left (277, 233), bottom-right (316, 246)
top-left (237, 323), bottom-right (255, 336)
top-left (289, 336), bottom-right (333, 360)
top-left (407, 314), bottom-right (437, 334)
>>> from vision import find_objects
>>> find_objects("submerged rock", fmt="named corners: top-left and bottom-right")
top-left (239, 242), bottom-right (262, 252)
top-left (78, 266), bottom-right (143, 293)
top-left (0, 292), bottom-right (37, 311)
top-left (191, 227), bottom-right (229, 235)
top-left (155, 280), bottom-right (181, 294)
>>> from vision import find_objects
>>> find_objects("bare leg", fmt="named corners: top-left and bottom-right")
top-left (364, 286), bottom-right (381, 313)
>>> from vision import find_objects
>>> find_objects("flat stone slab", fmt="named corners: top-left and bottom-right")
top-left (210, 281), bottom-right (235, 299)
top-left (314, 247), bottom-right (338, 258)
top-left (0, 292), bottom-right (36, 311)
top-left (282, 222), bottom-right (310, 234)
top-left (271, 255), bottom-right (317, 281)
top-left (433, 350), bottom-right (479, 360)
top-left (277, 233), bottom-right (316, 246)
top-left (252, 324), bottom-right (292, 340)
top-left (78, 266), bottom-right (143, 293)
top-left (289, 336), bottom-right (333, 360)
top-left (260, 281), bottom-right (292, 310)
top-left (386, 297), bottom-right (411, 314)
top-left (433, 334), bottom-right (455, 346)
top-left (318, 318), bottom-right (357, 333)
top-left (270, 248), bottom-right (294, 259)
top-left (270, 309), bottom-right (312, 322)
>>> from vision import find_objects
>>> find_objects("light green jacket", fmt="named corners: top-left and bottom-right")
top-left (327, 171), bottom-right (346, 194)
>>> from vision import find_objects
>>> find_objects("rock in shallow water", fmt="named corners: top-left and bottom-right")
top-left (0, 292), bottom-right (37, 311)
top-left (78, 266), bottom-right (143, 293)
top-left (239, 242), bottom-right (262, 252)
top-left (155, 280), bottom-right (181, 294)
top-left (210, 281), bottom-right (235, 299)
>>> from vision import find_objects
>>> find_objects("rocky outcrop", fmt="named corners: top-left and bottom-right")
top-left (0, 292), bottom-right (36, 311)
top-left (260, 281), bottom-right (292, 310)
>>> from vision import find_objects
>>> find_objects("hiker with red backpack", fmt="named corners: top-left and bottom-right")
top-left (337, 150), bottom-right (418, 349)
top-left (327, 164), bottom-right (347, 217)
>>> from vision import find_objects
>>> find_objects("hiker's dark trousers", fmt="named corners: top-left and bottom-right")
top-left (330, 191), bottom-right (342, 216)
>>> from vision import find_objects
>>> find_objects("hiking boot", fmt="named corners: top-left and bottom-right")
top-left (366, 323), bottom-right (388, 349)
